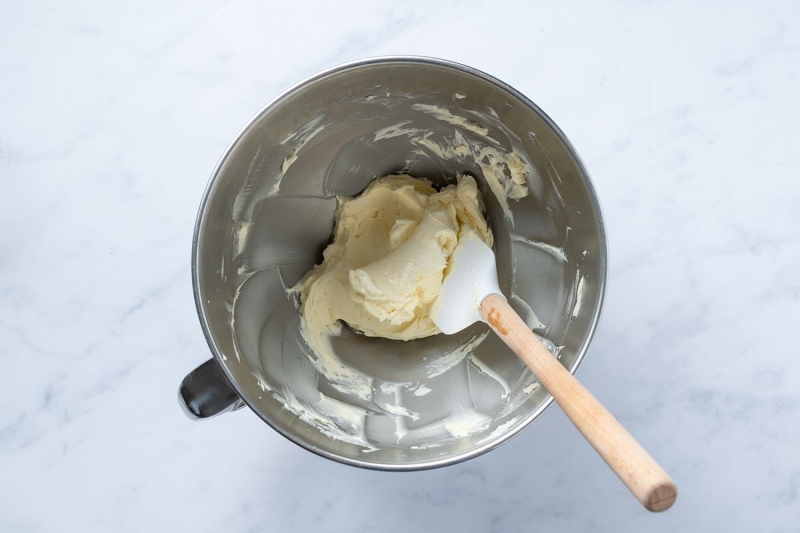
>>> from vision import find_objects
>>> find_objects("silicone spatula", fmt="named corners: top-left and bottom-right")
top-left (432, 232), bottom-right (677, 512)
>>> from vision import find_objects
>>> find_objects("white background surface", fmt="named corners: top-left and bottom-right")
top-left (2, 1), bottom-right (799, 531)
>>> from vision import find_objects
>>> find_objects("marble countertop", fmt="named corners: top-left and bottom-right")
top-left (2, 1), bottom-right (799, 531)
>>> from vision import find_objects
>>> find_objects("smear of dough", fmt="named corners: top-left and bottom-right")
top-left (411, 103), bottom-right (490, 136)
top-left (409, 129), bottom-right (530, 221)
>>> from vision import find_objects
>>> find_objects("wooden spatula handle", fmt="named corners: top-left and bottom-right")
top-left (480, 294), bottom-right (677, 512)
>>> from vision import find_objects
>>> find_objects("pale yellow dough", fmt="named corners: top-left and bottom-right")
top-left (295, 175), bottom-right (493, 355)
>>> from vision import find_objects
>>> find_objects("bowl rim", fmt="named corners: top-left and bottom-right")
top-left (191, 55), bottom-right (608, 471)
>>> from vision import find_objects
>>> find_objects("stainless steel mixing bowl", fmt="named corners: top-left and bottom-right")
top-left (179, 56), bottom-right (607, 470)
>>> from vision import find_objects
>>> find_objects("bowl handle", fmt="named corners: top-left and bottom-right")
top-left (178, 358), bottom-right (245, 419)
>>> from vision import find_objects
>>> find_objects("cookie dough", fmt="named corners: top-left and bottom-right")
top-left (295, 174), bottom-right (493, 349)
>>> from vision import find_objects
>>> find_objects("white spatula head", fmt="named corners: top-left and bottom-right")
top-left (432, 232), bottom-right (505, 334)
